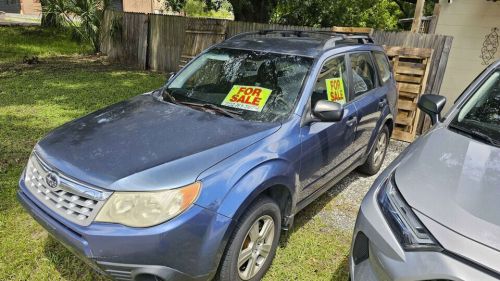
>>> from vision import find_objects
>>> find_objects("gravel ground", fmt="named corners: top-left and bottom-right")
top-left (314, 140), bottom-right (409, 232)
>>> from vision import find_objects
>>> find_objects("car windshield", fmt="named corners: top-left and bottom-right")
top-left (450, 70), bottom-right (500, 146)
top-left (163, 48), bottom-right (313, 122)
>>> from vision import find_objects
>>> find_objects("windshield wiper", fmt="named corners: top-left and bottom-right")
top-left (157, 88), bottom-right (243, 120)
top-left (449, 123), bottom-right (500, 147)
top-left (181, 102), bottom-right (244, 120)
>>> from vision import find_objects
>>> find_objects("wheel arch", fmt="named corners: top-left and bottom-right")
top-left (216, 158), bottom-right (297, 221)
top-left (384, 116), bottom-right (394, 137)
top-left (366, 113), bottom-right (394, 156)
top-left (212, 161), bottom-right (297, 277)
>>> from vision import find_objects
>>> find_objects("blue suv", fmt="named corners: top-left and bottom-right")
top-left (18, 30), bottom-right (396, 281)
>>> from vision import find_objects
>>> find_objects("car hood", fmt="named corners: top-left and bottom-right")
top-left (395, 127), bottom-right (500, 251)
top-left (35, 93), bottom-right (279, 190)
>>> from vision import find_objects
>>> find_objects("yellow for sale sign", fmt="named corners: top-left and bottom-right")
top-left (325, 78), bottom-right (346, 104)
top-left (222, 85), bottom-right (272, 112)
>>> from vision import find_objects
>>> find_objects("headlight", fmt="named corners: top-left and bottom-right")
top-left (95, 182), bottom-right (201, 227)
top-left (377, 176), bottom-right (442, 251)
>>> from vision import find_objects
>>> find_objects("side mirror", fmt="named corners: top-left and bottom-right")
top-left (313, 100), bottom-right (344, 122)
top-left (417, 94), bottom-right (446, 125)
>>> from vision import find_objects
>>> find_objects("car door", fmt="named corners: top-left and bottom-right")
top-left (349, 52), bottom-right (387, 155)
top-left (298, 54), bottom-right (358, 201)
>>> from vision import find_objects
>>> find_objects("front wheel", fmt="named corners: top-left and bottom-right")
top-left (358, 125), bottom-right (389, 176)
top-left (217, 196), bottom-right (281, 281)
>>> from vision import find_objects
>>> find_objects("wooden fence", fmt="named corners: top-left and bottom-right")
top-left (148, 14), bottom-right (188, 71)
top-left (100, 10), bottom-right (453, 136)
top-left (101, 10), bottom-right (334, 72)
top-left (101, 11), bottom-right (149, 69)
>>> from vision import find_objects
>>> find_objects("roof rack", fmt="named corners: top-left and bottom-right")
top-left (226, 29), bottom-right (374, 50)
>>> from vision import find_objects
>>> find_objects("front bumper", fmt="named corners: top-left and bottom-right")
top-left (350, 190), bottom-right (499, 281)
top-left (18, 179), bottom-right (232, 281)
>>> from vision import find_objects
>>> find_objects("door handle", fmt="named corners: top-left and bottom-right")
top-left (346, 116), bottom-right (357, 127)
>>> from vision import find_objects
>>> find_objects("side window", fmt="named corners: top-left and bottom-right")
top-left (349, 53), bottom-right (376, 98)
top-left (373, 52), bottom-right (391, 84)
top-left (312, 55), bottom-right (349, 106)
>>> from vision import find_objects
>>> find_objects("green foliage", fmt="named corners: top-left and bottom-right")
top-left (40, 0), bottom-right (59, 28)
top-left (165, 0), bottom-right (277, 22)
top-left (272, 0), bottom-right (402, 29)
top-left (183, 0), bottom-right (233, 19)
top-left (42, 0), bottom-right (110, 52)
top-left (394, 0), bottom-right (435, 18)
top-left (165, 0), bottom-right (413, 28)
top-left (228, 0), bottom-right (277, 22)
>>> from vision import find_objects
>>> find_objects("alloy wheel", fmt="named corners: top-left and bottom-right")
top-left (237, 215), bottom-right (275, 280)
top-left (373, 132), bottom-right (387, 167)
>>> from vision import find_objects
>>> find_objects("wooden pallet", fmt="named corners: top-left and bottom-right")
top-left (331, 26), bottom-right (374, 35)
top-left (384, 46), bottom-right (433, 142)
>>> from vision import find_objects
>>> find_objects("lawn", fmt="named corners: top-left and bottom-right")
top-left (0, 26), bottom-right (350, 281)
top-left (0, 26), bottom-right (92, 64)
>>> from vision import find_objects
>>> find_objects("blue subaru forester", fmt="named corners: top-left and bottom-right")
top-left (18, 30), bottom-right (396, 281)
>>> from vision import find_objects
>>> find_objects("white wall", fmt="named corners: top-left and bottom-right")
top-left (436, 0), bottom-right (500, 111)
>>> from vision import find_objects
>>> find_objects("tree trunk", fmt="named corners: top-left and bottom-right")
top-left (229, 0), bottom-right (277, 23)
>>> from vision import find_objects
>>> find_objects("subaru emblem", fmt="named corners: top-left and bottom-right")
top-left (45, 172), bottom-right (60, 190)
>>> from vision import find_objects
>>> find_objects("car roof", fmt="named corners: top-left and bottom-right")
top-left (216, 30), bottom-right (380, 58)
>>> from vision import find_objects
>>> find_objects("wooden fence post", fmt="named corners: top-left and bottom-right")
top-left (411, 0), bottom-right (425, 33)
top-left (427, 4), bottom-right (441, 34)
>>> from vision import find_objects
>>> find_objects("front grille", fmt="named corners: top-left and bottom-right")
top-left (24, 153), bottom-right (112, 226)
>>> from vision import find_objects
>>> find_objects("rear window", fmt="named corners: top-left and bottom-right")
top-left (373, 52), bottom-right (391, 84)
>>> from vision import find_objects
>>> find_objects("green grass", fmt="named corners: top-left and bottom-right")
top-left (0, 26), bottom-right (349, 281)
top-left (264, 196), bottom-right (350, 281)
top-left (0, 26), bottom-right (92, 64)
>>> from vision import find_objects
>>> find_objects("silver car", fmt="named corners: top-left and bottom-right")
top-left (350, 60), bottom-right (500, 281)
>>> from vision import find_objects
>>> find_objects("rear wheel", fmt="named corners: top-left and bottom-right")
top-left (217, 196), bottom-right (281, 281)
top-left (358, 125), bottom-right (389, 176)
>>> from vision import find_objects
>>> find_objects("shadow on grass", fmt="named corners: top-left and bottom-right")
top-left (0, 57), bottom-right (164, 111)
top-left (331, 254), bottom-right (350, 281)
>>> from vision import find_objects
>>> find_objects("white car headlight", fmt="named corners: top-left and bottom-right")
top-left (95, 182), bottom-right (201, 227)
top-left (377, 176), bottom-right (442, 251)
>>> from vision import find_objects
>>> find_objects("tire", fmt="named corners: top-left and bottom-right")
top-left (358, 125), bottom-right (389, 176)
top-left (217, 196), bottom-right (281, 281)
